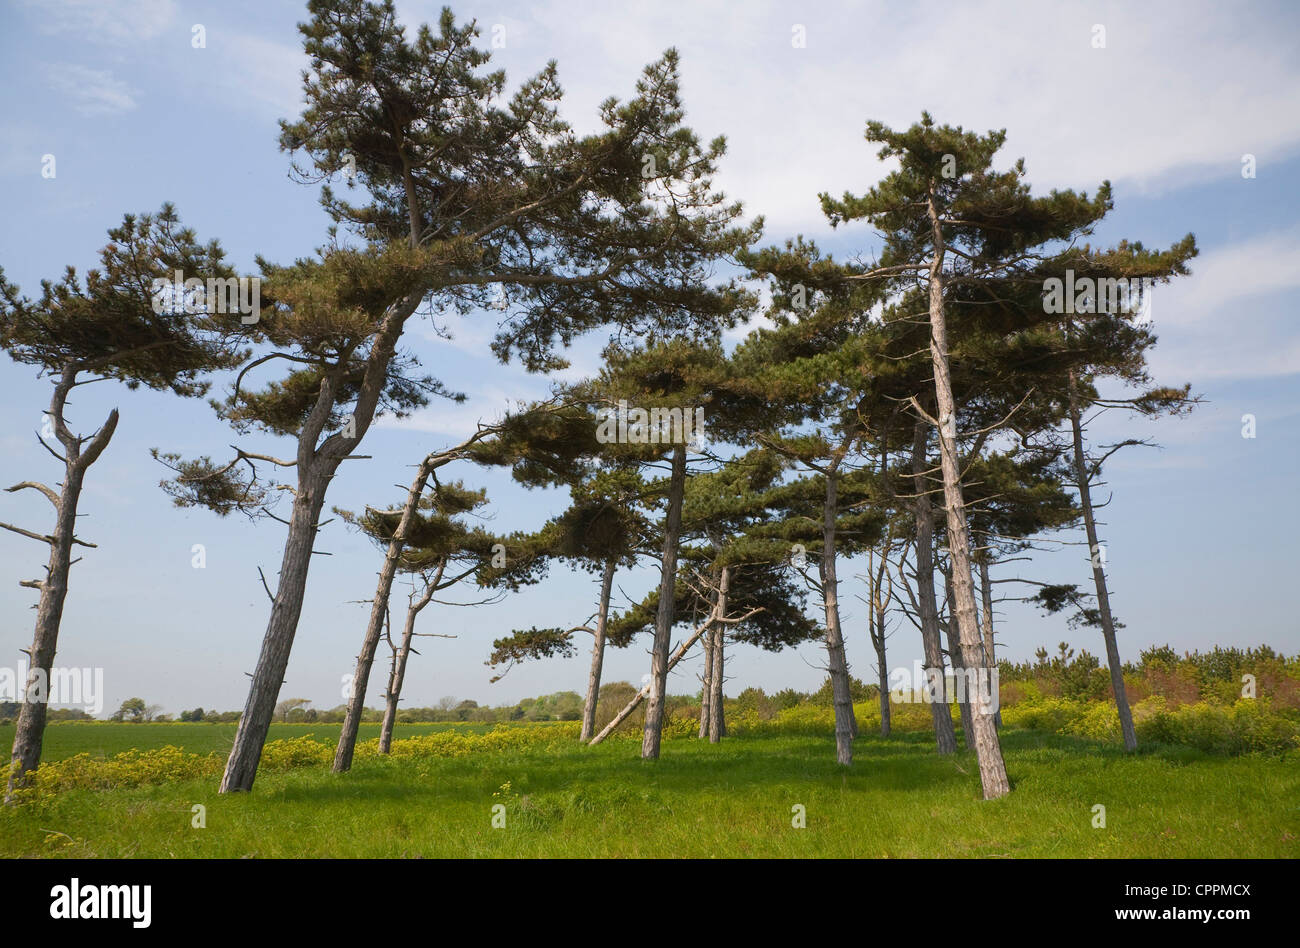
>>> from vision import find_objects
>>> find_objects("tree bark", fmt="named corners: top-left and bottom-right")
top-left (698, 623), bottom-right (713, 738)
top-left (590, 603), bottom-right (761, 746)
top-left (380, 567), bottom-right (439, 754)
top-left (335, 458), bottom-right (433, 771)
top-left (924, 188), bottom-right (1010, 799)
top-left (978, 555), bottom-right (1002, 729)
top-left (911, 421), bottom-right (957, 755)
top-left (220, 467), bottom-right (332, 792)
top-left (1067, 367), bottom-right (1137, 751)
top-left (944, 559), bottom-right (975, 748)
top-left (7, 368), bottom-right (117, 802)
top-left (580, 558), bottom-right (616, 742)
top-left (821, 470), bottom-right (855, 766)
top-left (871, 598), bottom-right (891, 738)
top-left (707, 566), bottom-right (729, 743)
top-left (642, 444), bottom-right (686, 760)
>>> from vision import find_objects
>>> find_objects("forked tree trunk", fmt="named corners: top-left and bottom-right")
top-left (911, 421), bottom-right (957, 755)
top-left (1067, 368), bottom-right (1137, 751)
top-left (336, 459), bottom-right (432, 771)
top-left (924, 189), bottom-right (1010, 799)
top-left (221, 292), bottom-right (421, 793)
top-left (6, 369), bottom-right (117, 803)
top-left (580, 558), bottom-right (617, 742)
top-left (706, 567), bottom-right (729, 743)
top-left (380, 569), bottom-right (439, 754)
top-left (821, 470), bottom-right (855, 766)
top-left (642, 444), bottom-right (687, 760)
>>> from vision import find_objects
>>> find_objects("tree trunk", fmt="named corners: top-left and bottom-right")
top-left (580, 558), bottom-right (616, 742)
top-left (978, 556), bottom-right (1002, 729)
top-left (944, 560), bottom-right (975, 748)
top-left (1067, 368), bottom-right (1137, 751)
top-left (220, 465), bottom-right (332, 793)
top-left (911, 421), bottom-right (957, 755)
top-left (6, 370), bottom-right (117, 803)
top-left (872, 608), bottom-right (891, 738)
top-left (821, 470), bottom-right (855, 766)
top-left (707, 567), bottom-right (729, 743)
top-left (698, 624), bottom-right (713, 738)
top-left (924, 189), bottom-right (1010, 799)
top-left (642, 444), bottom-right (686, 760)
top-left (379, 568), bottom-right (439, 754)
top-left (335, 459), bottom-right (433, 772)
top-left (592, 611), bottom-right (721, 746)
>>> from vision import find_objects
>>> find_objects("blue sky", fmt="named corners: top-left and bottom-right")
top-left (1, 0), bottom-right (1298, 717)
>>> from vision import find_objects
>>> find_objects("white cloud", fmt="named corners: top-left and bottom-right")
top-left (22, 0), bottom-right (176, 44)
top-left (45, 64), bottom-right (138, 115)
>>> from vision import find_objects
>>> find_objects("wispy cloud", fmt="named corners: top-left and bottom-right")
top-left (44, 64), bottom-right (138, 115)
top-left (21, 0), bottom-right (176, 44)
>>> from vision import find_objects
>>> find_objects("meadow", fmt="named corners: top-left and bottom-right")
top-left (2, 716), bottom-right (1296, 859)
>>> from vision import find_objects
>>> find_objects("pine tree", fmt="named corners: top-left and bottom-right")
top-left (153, 1), bottom-right (757, 792)
top-left (0, 206), bottom-right (240, 799)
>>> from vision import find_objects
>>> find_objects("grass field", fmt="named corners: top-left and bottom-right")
top-left (1, 722), bottom-right (1296, 858)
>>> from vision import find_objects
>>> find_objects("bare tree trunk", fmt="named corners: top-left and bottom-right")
top-left (220, 469), bottom-right (332, 792)
top-left (924, 189), bottom-right (1010, 799)
top-left (698, 625), bottom-right (713, 738)
top-left (911, 421), bottom-right (957, 755)
top-left (943, 560), bottom-right (975, 748)
top-left (380, 569), bottom-right (439, 754)
top-left (580, 558), bottom-right (616, 742)
top-left (642, 444), bottom-right (686, 760)
top-left (708, 624), bottom-right (726, 739)
top-left (821, 470), bottom-right (855, 766)
top-left (1067, 368), bottom-right (1137, 751)
top-left (6, 369), bottom-right (117, 802)
top-left (871, 607), bottom-right (891, 738)
top-left (592, 613), bottom-right (716, 746)
top-left (336, 459), bottom-right (432, 771)
top-left (978, 555), bottom-right (1002, 730)
top-left (707, 567), bottom-right (729, 743)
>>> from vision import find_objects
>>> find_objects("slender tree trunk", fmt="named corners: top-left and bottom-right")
top-left (642, 444), bottom-right (686, 760)
top-left (698, 625), bottom-right (713, 738)
top-left (709, 624), bottom-right (726, 739)
top-left (581, 558), bottom-right (616, 742)
top-left (924, 189), bottom-right (1010, 799)
top-left (912, 421), bottom-right (957, 755)
top-left (872, 608), bottom-right (891, 738)
top-left (220, 464), bottom-right (332, 793)
top-left (978, 556), bottom-right (1002, 729)
top-left (1067, 368), bottom-right (1137, 751)
top-left (335, 460), bottom-right (432, 772)
top-left (944, 560), bottom-right (975, 748)
top-left (593, 611), bottom-right (724, 746)
top-left (707, 567), bottom-right (729, 743)
top-left (821, 470), bottom-right (855, 766)
top-left (380, 567), bottom-right (439, 754)
top-left (6, 371), bottom-right (116, 802)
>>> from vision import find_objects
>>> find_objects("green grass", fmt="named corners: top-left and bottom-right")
top-left (2, 724), bottom-right (1296, 858)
